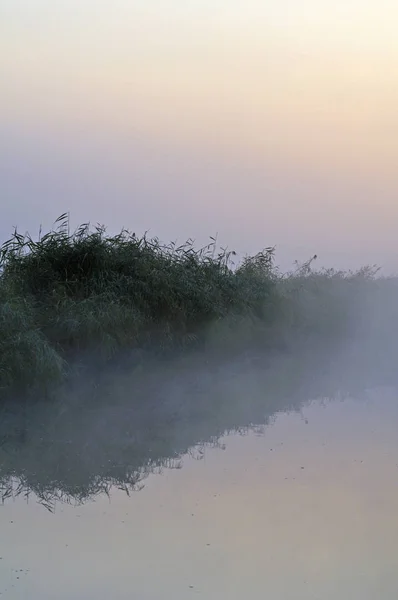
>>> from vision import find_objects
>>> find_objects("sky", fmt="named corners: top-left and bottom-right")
top-left (1, 0), bottom-right (397, 271)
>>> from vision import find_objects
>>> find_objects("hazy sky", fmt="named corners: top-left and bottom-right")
top-left (1, 0), bottom-right (397, 271)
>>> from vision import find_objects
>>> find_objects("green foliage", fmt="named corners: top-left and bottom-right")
top-left (0, 213), bottom-right (391, 401)
top-left (0, 215), bottom-right (280, 398)
top-left (0, 280), bottom-right (65, 391)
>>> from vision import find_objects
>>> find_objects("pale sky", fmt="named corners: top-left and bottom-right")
top-left (1, 0), bottom-right (397, 271)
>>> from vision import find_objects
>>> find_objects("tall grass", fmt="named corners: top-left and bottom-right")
top-left (0, 214), bottom-right (391, 401)
top-left (0, 215), bottom-right (280, 398)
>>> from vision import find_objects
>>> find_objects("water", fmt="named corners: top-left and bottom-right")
top-left (1, 381), bottom-right (398, 599)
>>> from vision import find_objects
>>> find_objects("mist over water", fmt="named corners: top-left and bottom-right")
top-left (1, 276), bottom-right (398, 598)
top-left (1, 389), bottom-right (398, 599)
top-left (2, 1), bottom-right (398, 597)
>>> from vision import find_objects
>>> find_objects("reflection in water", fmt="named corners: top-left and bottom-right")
top-left (0, 349), bottom-right (398, 598)
top-left (0, 345), bottom-right (376, 507)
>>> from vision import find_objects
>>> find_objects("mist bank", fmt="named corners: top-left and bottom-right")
top-left (1, 214), bottom-right (397, 403)
top-left (1, 339), bottom-right (396, 510)
top-left (1, 214), bottom-right (398, 505)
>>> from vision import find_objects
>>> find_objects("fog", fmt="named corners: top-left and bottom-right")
top-left (1, 268), bottom-right (398, 503)
top-left (2, 1), bottom-right (398, 598)
top-left (2, 274), bottom-right (398, 598)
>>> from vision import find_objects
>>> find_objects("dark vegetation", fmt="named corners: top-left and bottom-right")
top-left (0, 213), bottom-right (395, 402)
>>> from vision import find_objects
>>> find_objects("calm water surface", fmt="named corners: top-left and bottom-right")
top-left (1, 388), bottom-right (398, 599)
